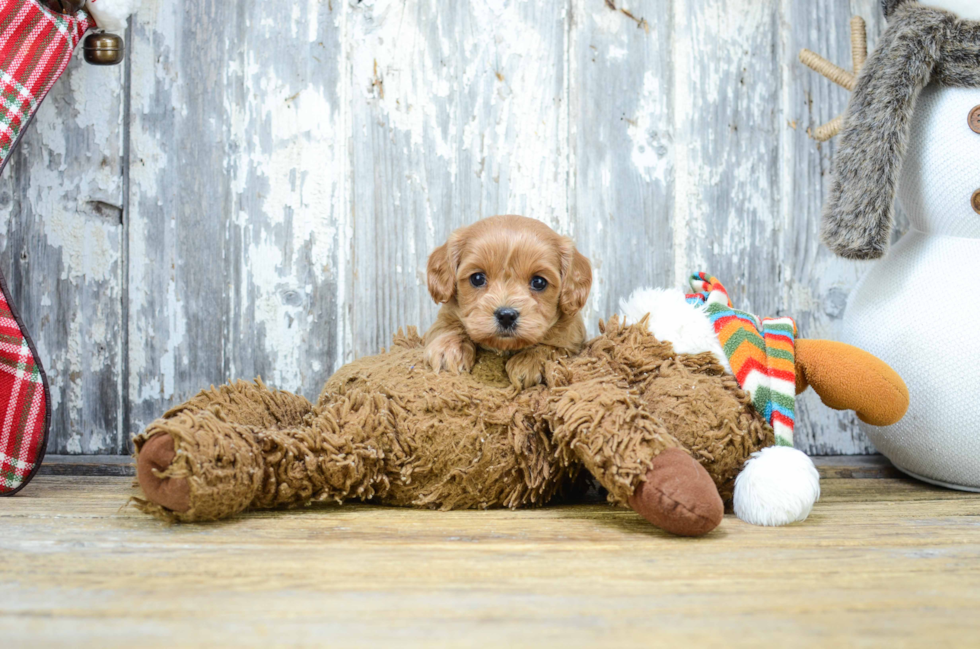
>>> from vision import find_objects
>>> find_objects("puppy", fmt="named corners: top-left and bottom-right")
top-left (423, 215), bottom-right (593, 389)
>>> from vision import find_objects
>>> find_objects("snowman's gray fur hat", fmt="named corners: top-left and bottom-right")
top-left (822, 2), bottom-right (980, 259)
top-left (882, 0), bottom-right (915, 17)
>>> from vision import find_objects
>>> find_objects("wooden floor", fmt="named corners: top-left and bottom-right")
top-left (2, 458), bottom-right (979, 648)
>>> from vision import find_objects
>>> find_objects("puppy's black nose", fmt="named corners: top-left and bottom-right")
top-left (494, 307), bottom-right (519, 330)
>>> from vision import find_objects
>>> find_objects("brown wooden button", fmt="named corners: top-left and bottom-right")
top-left (970, 105), bottom-right (980, 134)
top-left (973, 189), bottom-right (980, 215)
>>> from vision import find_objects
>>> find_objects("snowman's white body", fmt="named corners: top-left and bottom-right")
top-left (841, 83), bottom-right (980, 490)
top-left (921, 0), bottom-right (980, 21)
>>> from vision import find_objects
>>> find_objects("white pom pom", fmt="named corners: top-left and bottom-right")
top-left (86, 0), bottom-right (142, 33)
top-left (733, 446), bottom-right (820, 526)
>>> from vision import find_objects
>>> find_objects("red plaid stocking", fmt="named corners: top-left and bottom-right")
top-left (0, 0), bottom-right (92, 494)
top-left (0, 271), bottom-right (50, 495)
top-left (1, 0), bottom-right (93, 173)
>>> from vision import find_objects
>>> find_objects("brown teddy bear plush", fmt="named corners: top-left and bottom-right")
top-left (133, 313), bottom-right (908, 536)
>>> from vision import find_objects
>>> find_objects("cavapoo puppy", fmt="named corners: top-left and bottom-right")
top-left (424, 215), bottom-right (593, 389)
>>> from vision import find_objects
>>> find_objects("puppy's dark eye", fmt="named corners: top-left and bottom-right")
top-left (469, 273), bottom-right (487, 288)
top-left (530, 276), bottom-right (548, 291)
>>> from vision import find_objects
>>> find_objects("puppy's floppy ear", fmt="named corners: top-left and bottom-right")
top-left (427, 234), bottom-right (460, 304)
top-left (558, 238), bottom-right (592, 315)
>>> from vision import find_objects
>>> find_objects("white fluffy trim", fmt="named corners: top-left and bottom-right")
top-left (733, 446), bottom-right (820, 526)
top-left (619, 287), bottom-right (730, 372)
top-left (86, 0), bottom-right (142, 33)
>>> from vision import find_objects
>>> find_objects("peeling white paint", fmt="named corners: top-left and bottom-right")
top-left (155, 272), bottom-right (186, 401)
top-left (216, 2), bottom-right (348, 390)
top-left (245, 238), bottom-right (303, 388)
top-left (671, 0), bottom-right (692, 285)
top-left (127, 0), bottom-right (178, 408)
top-left (68, 63), bottom-right (124, 159)
top-left (42, 208), bottom-right (120, 283)
top-left (352, 1), bottom-right (454, 169)
top-left (629, 71), bottom-right (671, 185)
top-left (461, 0), bottom-right (569, 227)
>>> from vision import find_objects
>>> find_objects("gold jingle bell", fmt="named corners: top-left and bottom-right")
top-left (83, 32), bottom-right (124, 66)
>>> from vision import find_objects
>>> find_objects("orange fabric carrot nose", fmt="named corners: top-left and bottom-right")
top-left (794, 339), bottom-right (910, 427)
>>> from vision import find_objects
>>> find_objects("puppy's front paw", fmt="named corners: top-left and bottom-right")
top-left (506, 350), bottom-right (548, 390)
top-left (425, 336), bottom-right (476, 374)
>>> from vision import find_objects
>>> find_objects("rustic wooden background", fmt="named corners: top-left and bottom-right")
top-left (0, 0), bottom-right (895, 456)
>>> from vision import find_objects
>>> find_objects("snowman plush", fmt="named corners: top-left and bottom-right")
top-left (823, 0), bottom-right (980, 490)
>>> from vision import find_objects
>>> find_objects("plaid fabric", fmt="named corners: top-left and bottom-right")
top-left (0, 0), bottom-right (93, 170)
top-left (0, 267), bottom-right (50, 494)
top-left (685, 272), bottom-right (798, 447)
top-left (0, 0), bottom-right (85, 493)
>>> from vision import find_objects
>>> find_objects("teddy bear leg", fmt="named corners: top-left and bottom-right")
top-left (135, 389), bottom-right (394, 522)
top-left (133, 409), bottom-right (267, 522)
top-left (135, 378), bottom-right (314, 520)
top-left (162, 378), bottom-right (314, 429)
top-left (136, 433), bottom-right (190, 513)
top-left (550, 378), bottom-right (723, 536)
top-left (628, 448), bottom-right (725, 536)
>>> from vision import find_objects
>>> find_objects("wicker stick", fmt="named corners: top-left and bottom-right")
top-left (799, 49), bottom-right (856, 91)
top-left (850, 16), bottom-right (868, 73)
top-left (799, 15), bottom-right (869, 141)
top-left (810, 116), bottom-right (843, 143)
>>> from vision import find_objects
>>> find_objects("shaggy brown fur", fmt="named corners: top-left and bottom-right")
top-left (132, 319), bottom-right (772, 524)
top-left (823, 2), bottom-right (980, 259)
top-left (424, 215), bottom-right (592, 389)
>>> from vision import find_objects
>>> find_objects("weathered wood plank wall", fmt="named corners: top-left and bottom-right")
top-left (0, 0), bottom-right (887, 456)
top-left (0, 50), bottom-right (126, 455)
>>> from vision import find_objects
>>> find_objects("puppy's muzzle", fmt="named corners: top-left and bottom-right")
top-left (494, 307), bottom-right (519, 332)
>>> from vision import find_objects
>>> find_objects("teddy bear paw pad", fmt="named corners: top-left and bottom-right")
top-left (629, 448), bottom-right (725, 537)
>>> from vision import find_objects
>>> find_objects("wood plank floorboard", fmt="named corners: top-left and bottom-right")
top-left (2, 462), bottom-right (978, 647)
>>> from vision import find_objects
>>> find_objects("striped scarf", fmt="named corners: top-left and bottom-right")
top-left (685, 273), bottom-right (797, 447)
